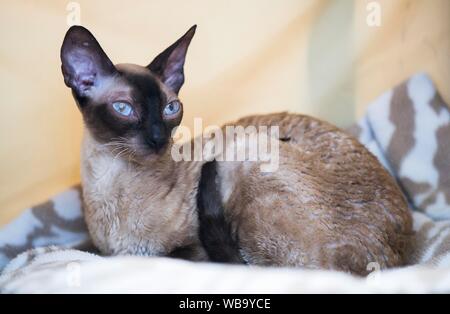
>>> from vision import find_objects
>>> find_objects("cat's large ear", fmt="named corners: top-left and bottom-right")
top-left (148, 25), bottom-right (196, 94)
top-left (61, 26), bottom-right (116, 97)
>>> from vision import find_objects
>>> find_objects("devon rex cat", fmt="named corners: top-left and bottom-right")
top-left (60, 25), bottom-right (412, 275)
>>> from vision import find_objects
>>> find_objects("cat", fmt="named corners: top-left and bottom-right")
top-left (60, 25), bottom-right (413, 275)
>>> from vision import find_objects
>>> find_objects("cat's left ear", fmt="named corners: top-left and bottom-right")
top-left (148, 25), bottom-right (196, 94)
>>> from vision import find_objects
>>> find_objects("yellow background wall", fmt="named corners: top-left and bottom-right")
top-left (0, 0), bottom-right (449, 225)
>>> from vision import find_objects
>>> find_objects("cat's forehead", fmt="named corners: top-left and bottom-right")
top-left (87, 64), bottom-right (161, 104)
top-left (116, 63), bottom-right (159, 92)
top-left (115, 63), bottom-right (176, 101)
top-left (116, 63), bottom-right (152, 76)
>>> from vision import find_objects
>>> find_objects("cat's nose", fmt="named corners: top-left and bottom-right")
top-left (145, 124), bottom-right (167, 151)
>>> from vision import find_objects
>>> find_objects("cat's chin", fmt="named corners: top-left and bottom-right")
top-left (130, 145), bottom-right (171, 165)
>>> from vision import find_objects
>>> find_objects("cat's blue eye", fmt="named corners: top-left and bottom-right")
top-left (112, 102), bottom-right (133, 117)
top-left (163, 101), bottom-right (181, 118)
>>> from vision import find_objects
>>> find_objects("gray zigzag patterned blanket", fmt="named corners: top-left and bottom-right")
top-left (0, 73), bottom-right (449, 275)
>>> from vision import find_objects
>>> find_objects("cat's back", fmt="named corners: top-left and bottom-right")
top-left (219, 113), bottom-right (413, 275)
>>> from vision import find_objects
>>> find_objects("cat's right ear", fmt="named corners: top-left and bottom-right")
top-left (60, 26), bottom-right (116, 97)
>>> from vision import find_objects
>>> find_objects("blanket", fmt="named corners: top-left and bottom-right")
top-left (0, 73), bottom-right (449, 293)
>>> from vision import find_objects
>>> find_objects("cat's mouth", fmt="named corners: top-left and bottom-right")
top-left (143, 143), bottom-right (168, 156)
top-left (144, 137), bottom-right (168, 154)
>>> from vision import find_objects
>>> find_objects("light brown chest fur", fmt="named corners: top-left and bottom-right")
top-left (81, 131), bottom-right (205, 258)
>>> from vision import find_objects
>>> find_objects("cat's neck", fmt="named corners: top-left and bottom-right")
top-left (80, 128), bottom-right (206, 259)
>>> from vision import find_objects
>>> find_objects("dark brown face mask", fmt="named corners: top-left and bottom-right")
top-left (60, 25), bottom-right (196, 155)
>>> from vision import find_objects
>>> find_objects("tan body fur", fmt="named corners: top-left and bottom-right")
top-left (61, 25), bottom-right (413, 276)
top-left (218, 113), bottom-right (413, 274)
top-left (82, 112), bottom-right (413, 275)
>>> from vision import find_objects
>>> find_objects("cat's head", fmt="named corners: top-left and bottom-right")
top-left (60, 25), bottom-right (196, 160)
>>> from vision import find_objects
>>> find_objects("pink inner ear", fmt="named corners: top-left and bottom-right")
top-left (161, 57), bottom-right (186, 93)
top-left (80, 77), bottom-right (95, 90)
top-left (61, 26), bottom-right (116, 95)
top-left (147, 26), bottom-right (196, 94)
top-left (81, 78), bottom-right (94, 86)
top-left (70, 51), bottom-right (96, 75)
top-left (63, 50), bottom-right (99, 93)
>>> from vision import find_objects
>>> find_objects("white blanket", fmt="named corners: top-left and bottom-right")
top-left (1, 247), bottom-right (450, 293)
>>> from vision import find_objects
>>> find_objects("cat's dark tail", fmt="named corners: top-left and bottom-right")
top-left (197, 161), bottom-right (245, 264)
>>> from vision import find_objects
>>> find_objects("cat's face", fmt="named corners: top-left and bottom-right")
top-left (60, 25), bottom-right (196, 160)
